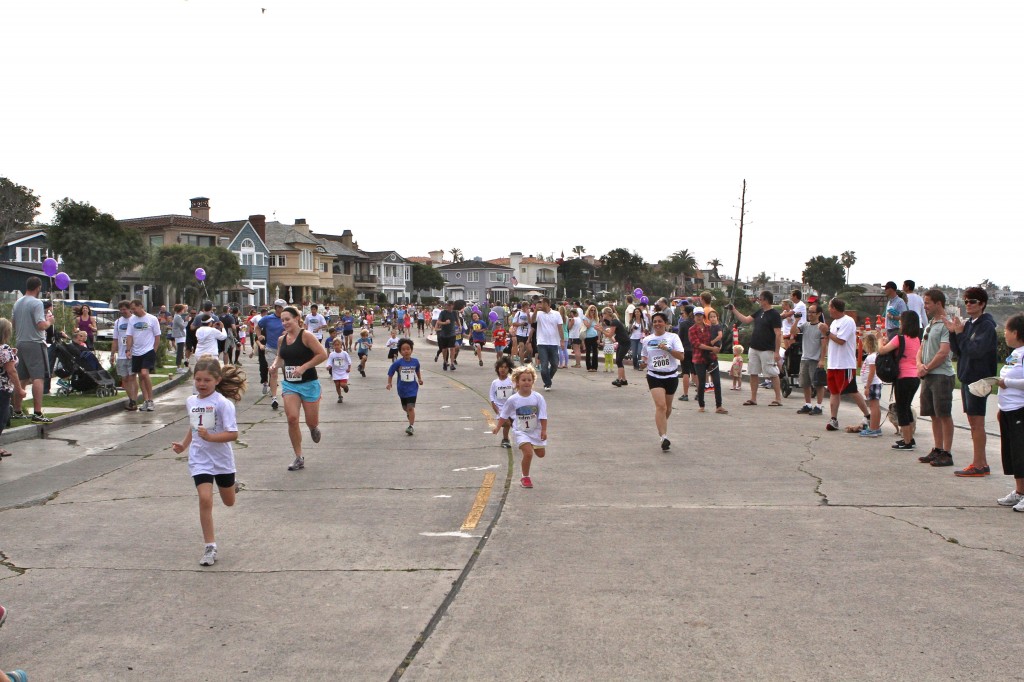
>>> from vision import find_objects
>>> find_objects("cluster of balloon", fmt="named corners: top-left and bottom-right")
top-left (43, 257), bottom-right (71, 291)
top-left (471, 305), bottom-right (481, 314)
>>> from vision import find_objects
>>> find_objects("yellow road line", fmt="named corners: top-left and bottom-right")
top-left (481, 409), bottom-right (496, 429)
top-left (461, 472), bottom-right (496, 531)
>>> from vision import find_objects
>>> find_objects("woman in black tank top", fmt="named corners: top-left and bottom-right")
top-left (270, 307), bottom-right (329, 472)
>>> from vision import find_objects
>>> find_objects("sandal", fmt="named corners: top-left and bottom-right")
top-left (768, 401), bottom-right (782, 407)
top-left (742, 400), bottom-right (757, 406)
top-left (0, 449), bottom-right (12, 457)
top-left (716, 407), bottom-right (729, 414)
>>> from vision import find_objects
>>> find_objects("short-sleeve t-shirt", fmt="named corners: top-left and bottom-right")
top-left (641, 332), bottom-right (683, 376)
top-left (499, 392), bottom-right (547, 438)
top-left (861, 353), bottom-right (882, 387)
top-left (490, 377), bottom-right (515, 408)
top-left (749, 308), bottom-right (782, 352)
top-left (195, 326), bottom-right (227, 357)
top-left (387, 357), bottom-right (421, 398)
top-left (115, 315), bottom-right (133, 360)
top-left (12, 295), bottom-right (45, 344)
top-left (534, 310), bottom-right (564, 346)
top-left (921, 320), bottom-right (954, 376)
top-left (305, 314), bottom-right (327, 338)
top-left (437, 310), bottom-right (458, 339)
top-left (885, 296), bottom-right (908, 332)
top-left (186, 392), bottom-right (238, 476)
top-left (327, 350), bottom-right (352, 380)
top-left (827, 315), bottom-right (858, 370)
top-left (258, 314), bottom-right (284, 350)
top-left (127, 313), bottom-right (161, 355)
top-left (799, 321), bottom-right (824, 362)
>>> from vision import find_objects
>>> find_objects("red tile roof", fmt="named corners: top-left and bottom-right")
top-left (120, 215), bottom-right (233, 232)
top-left (487, 257), bottom-right (558, 266)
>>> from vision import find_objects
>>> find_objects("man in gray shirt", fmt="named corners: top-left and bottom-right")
top-left (12, 276), bottom-right (53, 423)
top-left (796, 301), bottom-right (827, 415)
top-left (915, 288), bottom-right (956, 466)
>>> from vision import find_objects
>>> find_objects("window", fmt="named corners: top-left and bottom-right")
top-left (16, 247), bottom-right (54, 262)
top-left (149, 235), bottom-right (164, 249)
top-left (240, 238), bottom-right (255, 250)
top-left (270, 255), bottom-right (287, 267)
top-left (256, 253), bottom-right (266, 266)
top-left (405, 266), bottom-right (410, 282)
top-left (442, 272), bottom-right (449, 281)
top-left (182, 234), bottom-right (215, 247)
top-left (239, 253), bottom-right (255, 266)
top-left (300, 250), bottom-right (313, 271)
top-left (455, 272), bottom-right (462, 279)
top-left (319, 262), bottom-right (328, 273)
top-left (467, 271), bottom-right (479, 282)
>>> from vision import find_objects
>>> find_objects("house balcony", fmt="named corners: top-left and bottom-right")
top-left (354, 274), bottom-right (378, 285)
top-left (379, 275), bottom-right (406, 287)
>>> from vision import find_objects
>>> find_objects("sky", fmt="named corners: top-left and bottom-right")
top-left (3, 0), bottom-right (1021, 291)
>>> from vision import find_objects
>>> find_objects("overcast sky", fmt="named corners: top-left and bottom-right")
top-left (4, 0), bottom-right (1020, 290)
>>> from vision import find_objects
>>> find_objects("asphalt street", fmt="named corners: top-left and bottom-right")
top-left (1, 342), bottom-right (1021, 681)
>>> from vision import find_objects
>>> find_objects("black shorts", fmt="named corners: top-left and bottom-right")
top-left (343, 329), bottom-right (354, 337)
top-left (682, 350), bottom-right (695, 375)
top-left (438, 336), bottom-right (456, 349)
top-left (417, 319), bottom-right (425, 329)
top-left (193, 472), bottom-right (236, 488)
top-left (131, 350), bottom-right (156, 373)
top-left (570, 339), bottom-right (581, 347)
top-left (400, 395), bottom-right (417, 409)
top-left (388, 349), bottom-right (399, 360)
top-left (647, 374), bottom-right (679, 395)
top-left (999, 407), bottom-right (1024, 477)
top-left (961, 384), bottom-right (989, 416)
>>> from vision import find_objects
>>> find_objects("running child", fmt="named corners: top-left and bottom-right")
top-left (385, 328), bottom-right (400, 362)
top-left (489, 357), bottom-right (515, 448)
top-left (858, 331), bottom-right (883, 436)
top-left (602, 326), bottom-right (617, 373)
top-left (355, 328), bottom-right (373, 377)
top-left (492, 364), bottom-right (547, 489)
top-left (470, 312), bottom-right (487, 366)
top-left (326, 337), bottom-right (352, 403)
top-left (386, 338), bottom-right (423, 435)
top-left (492, 320), bottom-right (508, 361)
top-left (729, 344), bottom-right (745, 390)
top-left (170, 357), bottom-right (247, 567)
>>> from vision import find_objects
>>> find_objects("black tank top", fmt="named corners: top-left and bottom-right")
top-left (278, 331), bottom-right (317, 382)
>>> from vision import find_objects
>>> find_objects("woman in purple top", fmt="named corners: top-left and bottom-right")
top-left (76, 304), bottom-right (98, 349)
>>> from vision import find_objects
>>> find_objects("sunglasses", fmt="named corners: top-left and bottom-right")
top-left (964, 299), bottom-right (980, 305)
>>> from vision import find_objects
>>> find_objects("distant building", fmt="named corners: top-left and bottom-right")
top-left (436, 260), bottom-right (515, 304)
top-left (487, 252), bottom-right (558, 299)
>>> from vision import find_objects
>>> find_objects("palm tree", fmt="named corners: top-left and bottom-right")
top-left (660, 249), bottom-right (698, 294)
top-left (840, 250), bottom-right (857, 285)
top-left (753, 271), bottom-right (770, 291)
top-left (572, 245), bottom-right (586, 257)
top-left (707, 258), bottom-right (723, 276)
top-left (449, 248), bottom-right (464, 263)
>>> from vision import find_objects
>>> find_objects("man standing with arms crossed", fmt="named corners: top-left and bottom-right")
top-left (258, 299), bottom-right (286, 409)
top-left (11, 276), bottom-right (53, 423)
top-left (532, 297), bottom-right (565, 391)
top-left (125, 299), bottom-right (161, 412)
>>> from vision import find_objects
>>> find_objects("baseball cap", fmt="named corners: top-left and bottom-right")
top-left (693, 307), bottom-right (705, 316)
top-left (884, 281), bottom-right (898, 291)
top-left (274, 298), bottom-right (287, 307)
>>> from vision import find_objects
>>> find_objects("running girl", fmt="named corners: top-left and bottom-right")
top-left (489, 357), bottom-right (515, 448)
top-left (386, 338), bottom-right (423, 435)
top-left (326, 337), bottom-right (352, 403)
top-left (640, 312), bottom-right (685, 451)
top-left (492, 320), bottom-right (509, 361)
top-left (171, 357), bottom-right (247, 567)
top-left (355, 328), bottom-right (373, 377)
top-left (470, 312), bottom-right (487, 366)
top-left (492, 364), bottom-right (548, 488)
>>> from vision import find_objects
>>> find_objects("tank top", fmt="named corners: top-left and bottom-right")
top-left (278, 331), bottom-right (318, 383)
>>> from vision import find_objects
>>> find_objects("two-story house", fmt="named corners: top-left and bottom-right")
top-left (487, 252), bottom-right (558, 299)
top-left (314, 230), bottom-right (370, 296)
top-left (215, 214), bottom-right (272, 308)
top-left (361, 250), bottom-right (413, 304)
top-left (436, 259), bottom-right (515, 304)
top-left (0, 228), bottom-right (61, 296)
top-left (264, 219), bottom-right (336, 304)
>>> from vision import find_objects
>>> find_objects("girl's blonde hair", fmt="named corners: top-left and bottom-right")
top-left (0, 318), bottom-right (12, 345)
top-left (360, 329), bottom-right (369, 337)
top-left (733, 344), bottom-right (744, 355)
top-left (510, 364), bottom-right (537, 385)
top-left (862, 332), bottom-right (879, 354)
top-left (193, 357), bottom-right (248, 402)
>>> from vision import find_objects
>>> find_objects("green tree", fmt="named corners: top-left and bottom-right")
top-left (752, 271), bottom-right (770, 291)
top-left (449, 248), bottom-right (464, 263)
top-left (0, 177), bottom-right (41, 248)
top-left (143, 244), bottom-right (244, 305)
top-left (634, 271), bottom-right (674, 300)
top-left (572, 245), bottom-right (586, 257)
top-left (333, 285), bottom-right (358, 309)
top-left (600, 248), bottom-right (645, 292)
top-left (48, 198), bottom-right (148, 302)
top-left (411, 262), bottom-right (444, 301)
top-left (840, 250), bottom-right (857, 284)
top-left (707, 257), bottom-right (722, 276)
top-left (558, 258), bottom-right (595, 298)
top-left (802, 255), bottom-right (846, 299)
top-left (659, 249), bottom-right (699, 294)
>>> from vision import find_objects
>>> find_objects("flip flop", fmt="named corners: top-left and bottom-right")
top-left (0, 449), bottom-right (12, 457)
top-left (768, 401), bottom-right (783, 407)
top-left (743, 400), bottom-right (757, 406)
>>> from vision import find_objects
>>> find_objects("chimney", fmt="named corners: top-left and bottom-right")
top-left (249, 214), bottom-right (266, 244)
top-left (341, 229), bottom-right (354, 247)
top-left (428, 249), bottom-right (444, 264)
top-left (510, 251), bottom-right (523, 273)
top-left (190, 197), bottom-right (210, 221)
top-left (293, 218), bottom-right (310, 236)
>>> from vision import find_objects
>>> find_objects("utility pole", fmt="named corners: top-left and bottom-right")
top-left (726, 179), bottom-right (747, 325)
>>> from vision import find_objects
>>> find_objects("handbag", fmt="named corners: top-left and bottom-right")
top-left (875, 335), bottom-right (905, 384)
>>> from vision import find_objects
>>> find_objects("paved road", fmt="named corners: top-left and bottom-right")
top-left (1, 346), bottom-right (1021, 680)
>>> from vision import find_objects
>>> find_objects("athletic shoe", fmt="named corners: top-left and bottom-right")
top-left (677, 395), bottom-right (689, 402)
top-left (337, 395), bottom-right (344, 403)
top-left (479, 359), bottom-right (483, 366)
top-left (826, 418), bottom-right (839, 431)
top-left (124, 400), bottom-right (138, 412)
top-left (796, 405), bottom-right (813, 414)
top-left (359, 367), bottom-right (366, 377)
top-left (954, 464), bottom-right (990, 477)
top-left (309, 426), bottom-right (322, 443)
top-left (891, 439), bottom-right (916, 450)
top-left (5, 671), bottom-right (27, 682)
top-left (500, 439), bottom-right (511, 449)
top-left (10, 411), bottom-right (25, 420)
top-left (143, 401), bottom-right (155, 412)
top-left (287, 456), bottom-right (305, 471)
top-left (31, 412), bottom-right (53, 423)
top-left (199, 545), bottom-right (217, 566)
top-left (520, 476), bottom-right (533, 488)
top-left (810, 406), bottom-right (823, 415)
top-left (661, 437), bottom-right (671, 451)
top-left (918, 448), bottom-right (941, 463)
top-left (1014, 498), bottom-right (1024, 513)
top-left (544, 386), bottom-right (550, 391)
top-left (443, 362), bottom-right (448, 371)
top-left (234, 480), bottom-right (245, 493)
top-left (342, 384), bottom-right (349, 393)
top-left (262, 383), bottom-right (269, 396)
top-left (450, 364), bottom-right (456, 371)
top-left (271, 397), bottom-right (279, 410)
top-left (997, 490), bottom-right (1024, 507)
top-left (930, 452), bottom-right (954, 467)
top-left (858, 428), bottom-right (882, 438)
top-left (406, 425), bottom-right (414, 436)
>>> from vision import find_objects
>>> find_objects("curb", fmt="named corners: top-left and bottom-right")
top-left (1, 370), bottom-right (191, 444)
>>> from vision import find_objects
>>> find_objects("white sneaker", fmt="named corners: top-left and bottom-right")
top-left (1015, 498), bottom-right (1024, 513)
top-left (997, 491), bottom-right (1024, 507)
top-left (262, 383), bottom-right (269, 396)
top-left (199, 545), bottom-right (217, 566)
top-left (142, 400), bottom-right (154, 412)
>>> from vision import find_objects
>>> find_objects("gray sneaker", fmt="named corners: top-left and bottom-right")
top-left (287, 456), bottom-right (305, 471)
top-left (199, 545), bottom-right (217, 566)
top-left (997, 490), bottom-right (1024, 507)
top-left (309, 426), bottom-right (322, 443)
top-left (145, 401), bottom-right (155, 412)
top-left (406, 425), bottom-right (414, 436)
top-left (31, 412), bottom-right (54, 423)
top-left (262, 383), bottom-right (269, 396)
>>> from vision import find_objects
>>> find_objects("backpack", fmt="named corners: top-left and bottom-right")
top-left (874, 335), bottom-right (905, 384)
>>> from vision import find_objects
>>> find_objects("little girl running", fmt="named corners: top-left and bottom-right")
top-left (489, 357), bottom-right (515, 449)
top-left (492, 365), bottom-right (548, 488)
top-left (326, 337), bottom-right (352, 403)
top-left (171, 357), bottom-right (247, 567)
top-left (355, 328), bottom-right (373, 377)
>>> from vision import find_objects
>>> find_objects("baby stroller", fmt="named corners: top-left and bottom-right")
top-left (779, 333), bottom-right (803, 398)
top-left (52, 342), bottom-right (118, 398)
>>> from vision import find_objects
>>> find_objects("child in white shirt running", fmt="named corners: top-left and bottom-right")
top-left (171, 357), bottom-right (247, 567)
top-left (493, 365), bottom-right (548, 488)
top-left (326, 337), bottom-right (352, 403)
top-left (385, 329), bottom-right (400, 362)
top-left (489, 357), bottom-right (515, 449)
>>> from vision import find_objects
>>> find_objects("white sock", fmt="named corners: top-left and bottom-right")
top-left (805, 403), bottom-right (812, 409)
top-left (205, 543), bottom-right (216, 549)
top-left (660, 434), bottom-right (667, 441)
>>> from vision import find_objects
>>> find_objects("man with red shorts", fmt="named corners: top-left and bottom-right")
top-left (819, 297), bottom-right (871, 432)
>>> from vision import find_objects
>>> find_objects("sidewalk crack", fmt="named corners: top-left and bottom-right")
top-left (857, 507), bottom-right (1024, 559)
top-left (798, 435), bottom-right (828, 505)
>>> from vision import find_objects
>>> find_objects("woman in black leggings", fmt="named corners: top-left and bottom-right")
top-left (582, 305), bottom-right (601, 372)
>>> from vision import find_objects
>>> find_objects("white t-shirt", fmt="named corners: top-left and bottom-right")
top-left (114, 315), bottom-right (133, 360)
top-left (305, 313), bottom-right (327, 338)
top-left (641, 331), bottom-right (683, 376)
top-left (534, 309), bottom-right (563, 346)
top-left (792, 300), bottom-right (807, 323)
top-left (513, 311), bottom-right (531, 337)
top-left (827, 315), bottom-right (858, 370)
top-left (326, 350), bottom-right (352, 380)
top-left (568, 317), bottom-right (583, 339)
top-left (499, 391), bottom-right (548, 446)
top-left (906, 293), bottom-right (926, 326)
top-left (195, 326), bottom-right (227, 358)
top-left (186, 392), bottom-right (238, 476)
top-left (385, 337), bottom-right (400, 352)
top-left (489, 377), bottom-right (515, 409)
top-left (861, 352), bottom-right (882, 387)
top-left (126, 313), bottom-right (161, 355)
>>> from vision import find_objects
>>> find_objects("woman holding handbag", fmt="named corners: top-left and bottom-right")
top-left (877, 311), bottom-right (922, 450)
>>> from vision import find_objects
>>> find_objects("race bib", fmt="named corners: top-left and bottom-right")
top-left (515, 406), bottom-right (538, 432)
top-left (496, 386), bottom-right (511, 400)
top-left (284, 366), bottom-right (302, 382)
top-left (190, 405), bottom-right (216, 431)
top-left (399, 367), bottom-right (417, 382)
top-left (333, 357), bottom-right (346, 368)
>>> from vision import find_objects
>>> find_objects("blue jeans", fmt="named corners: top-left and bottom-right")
top-left (630, 338), bottom-right (642, 369)
top-left (537, 344), bottom-right (559, 388)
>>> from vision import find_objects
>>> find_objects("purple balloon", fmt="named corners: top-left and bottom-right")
top-left (640, 295), bottom-right (649, 305)
top-left (488, 311), bottom-right (499, 322)
top-left (472, 305), bottom-right (481, 314)
top-left (633, 288), bottom-right (643, 298)
top-left (195, 267), bottom-right (206, 282)
top-left (42, 258), bottom-right (58, 277)
top-left (55, 272), bottom-right (70, 290)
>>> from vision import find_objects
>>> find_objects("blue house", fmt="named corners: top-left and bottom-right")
top-left (216, 215), bottom-right (271, 308)
top-left (0, 228), bottom-right (61, 297)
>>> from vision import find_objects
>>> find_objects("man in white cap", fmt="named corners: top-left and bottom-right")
top-left (257, 299), bottom-right (287, 409)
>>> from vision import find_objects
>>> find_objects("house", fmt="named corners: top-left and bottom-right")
top-left (314, 230), bottom-right (371, 297)
top-left (0, 228), bottom-right (60, 297)
top-left (360, 250), bottom-right (413, 304)
top-left (436, 260), bottom-right (515, 304)
top-left (214, 214), bottom-right (272, 308)
top-left (405, 250), bottom-right (450, 300)
top-left (263, 219), bottom-right (337, 304)
top-left (487, 252), bottom-right (558, 299)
